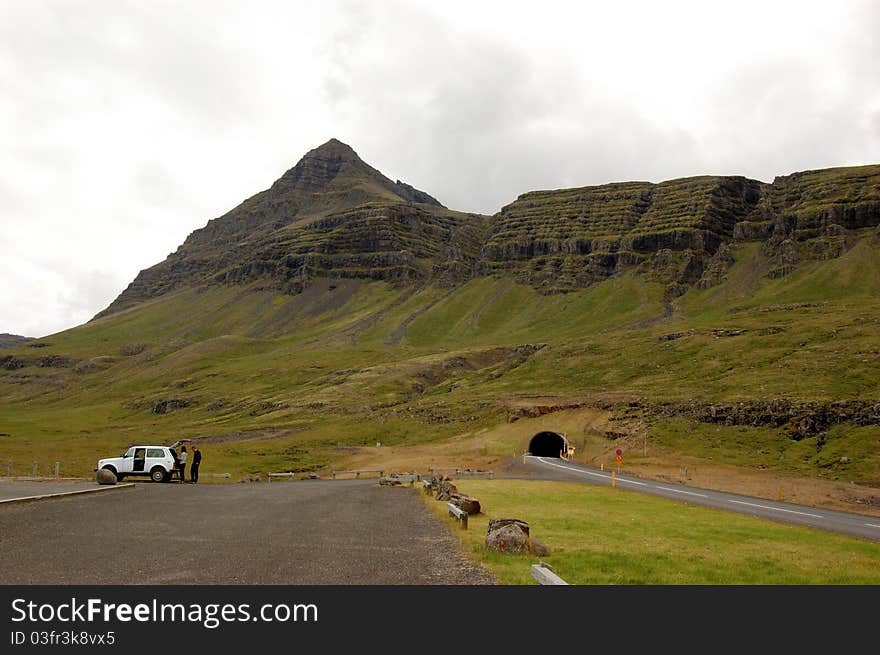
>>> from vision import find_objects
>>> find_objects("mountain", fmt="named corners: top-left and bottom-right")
top-left (97, 140), bottom-right (880, 319)
top-left (97, 139), bottom-right (488, 318)
top-left (2, 141), bottom-right (879, 508)
top-left (0, 334), bottom-right (34, 349)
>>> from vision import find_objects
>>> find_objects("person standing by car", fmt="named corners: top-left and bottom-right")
top-left (177, 445), bottom-right (187, 482)
top-left (190, 446), bottom-right (201, 484)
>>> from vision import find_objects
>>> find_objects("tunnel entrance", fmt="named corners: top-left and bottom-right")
top-left (528, 431), bottom-right (568, 457)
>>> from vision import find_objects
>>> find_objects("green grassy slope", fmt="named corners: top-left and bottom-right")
top-left (1, 230), bottom-right (878, 480)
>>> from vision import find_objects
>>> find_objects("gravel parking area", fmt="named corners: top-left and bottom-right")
top-left (0, 479), bottom-right (495, 585)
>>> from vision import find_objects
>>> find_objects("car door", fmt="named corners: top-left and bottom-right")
top-left (119, 447), bottom-right (135, 473)
top-left (133, 447), bottom-right (147, 472)
top-left (146, 448), bottom-right (165, 474)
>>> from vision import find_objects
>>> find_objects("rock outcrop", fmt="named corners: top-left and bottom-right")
top-left (485, 165), bottom-right (880, 293)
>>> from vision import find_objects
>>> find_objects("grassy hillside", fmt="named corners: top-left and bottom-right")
top-left (1, 228), bottom-right (878, 490)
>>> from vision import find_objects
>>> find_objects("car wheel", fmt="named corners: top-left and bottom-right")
top-left (150, 467), bottom-right (167, 483)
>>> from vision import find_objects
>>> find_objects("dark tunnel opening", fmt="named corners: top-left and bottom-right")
top-left (528, 431), bottom-right (567, 457)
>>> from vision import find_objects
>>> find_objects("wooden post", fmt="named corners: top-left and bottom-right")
top-left (32, 462), bottom-right (38, 477)
top-left (5, 461), bottom-right (11, 478)
top-left (777, 485), bottom-right (783, 501)
top-left (54, 462), bottom-right (60, 479)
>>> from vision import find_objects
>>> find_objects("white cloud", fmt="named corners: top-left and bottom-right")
top-left (1, 0), bottom-right (878, 336)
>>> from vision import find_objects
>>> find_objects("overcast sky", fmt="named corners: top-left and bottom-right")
top-left (2, 0), bottom-right (878, 338)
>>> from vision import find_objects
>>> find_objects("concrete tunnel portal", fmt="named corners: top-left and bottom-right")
top-left (527, 431), bottom-right (569, 458)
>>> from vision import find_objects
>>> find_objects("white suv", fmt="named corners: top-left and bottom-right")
top-left (96, 445), bottom-right (179, 483)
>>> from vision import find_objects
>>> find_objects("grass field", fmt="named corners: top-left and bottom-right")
top-left (424, 479), bottom-right (880, 584)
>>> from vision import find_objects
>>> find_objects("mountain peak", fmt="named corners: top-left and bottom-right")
top-left (305, 138), bottom-right (361, 162)
top-left (271, 138), bottom-right (367, 194)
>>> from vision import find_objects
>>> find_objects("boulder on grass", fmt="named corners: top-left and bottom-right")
top-left (488, 518), bottom-right (530, 536)
top-left (486, 521), bottom-right (531, 554)
top-left (486, 518), bottom-right (550, 556)
top-left (96, 469), bottom-right (117, 485)
top-left (449, 493), bottom-right (481, 515)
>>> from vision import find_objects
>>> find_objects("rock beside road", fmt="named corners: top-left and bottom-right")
top-left (485, 518), bottom-right (550, 556)
top-left (95, 469), bottom-right (117, 485)
top-left (449, 493), bottom-right (481, 514)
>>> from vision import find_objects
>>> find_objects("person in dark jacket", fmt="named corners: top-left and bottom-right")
top-left (190, 447), bottom-right (201, 484)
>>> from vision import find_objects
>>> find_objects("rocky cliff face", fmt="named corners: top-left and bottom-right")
top-left (483, 175), bottom-right (765, 294)
top-left (95, 140), bottom-right (880, 320)
top-left (734, 165), bottom-right (880, 278)
top-left (485, 165), bottom-right (879, 295)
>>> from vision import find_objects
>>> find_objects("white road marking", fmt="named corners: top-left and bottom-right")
top-left (534, 457), bottom-right (647, 486)
top-left (527, 457), bottom-right (880, 534)
top-left (728, 500), bottom-right (822, 518)
top-left (655, 486), bottom-right (709, 498)
top-left (526, 457), bottom-right (880, 537)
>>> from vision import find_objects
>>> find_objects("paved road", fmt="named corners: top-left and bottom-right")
top-left (525, 455), bottom-right (880, 543)
top-left (0, 479), bottom-right (495, 584)
top-left (0, 480), bottom-right (106, 500)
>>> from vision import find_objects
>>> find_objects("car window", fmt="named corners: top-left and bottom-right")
top-left (146, 448), bottom-right (164, 458)
top-left (134, 448), bottom-right (146, 459)
top-left (170, 448), bottom-right (178, 459)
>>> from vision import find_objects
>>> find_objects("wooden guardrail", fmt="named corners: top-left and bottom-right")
top-left (267, 472), bottom-right (296, 481)
top-left (331, 469), bottom-right (384, 479)
top-left (5, 461), bottom-right (63, 479)
top-left (379, 473), bottom-right (419, 486)
top-left (446, 502), bottom-right (468, 529)
top-left (428, 467), bottom-right (494, 479)
top-left (530, 562), bottom-right (568, 585)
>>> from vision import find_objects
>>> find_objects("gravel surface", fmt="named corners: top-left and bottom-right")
top-left (0, 479), bottom-right (495, 585)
